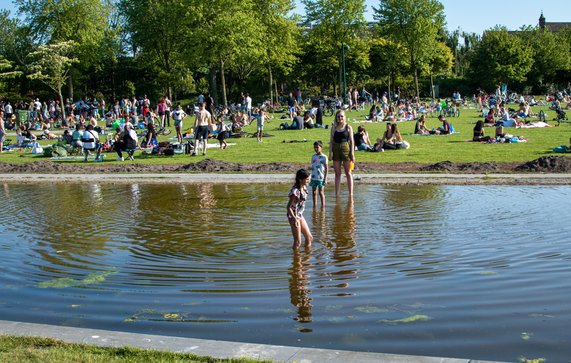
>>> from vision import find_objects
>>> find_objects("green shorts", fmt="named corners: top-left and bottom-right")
top-left (332, 142), bottom-right (350, 161)
top-left (310, 180), bottom-right (325, 189)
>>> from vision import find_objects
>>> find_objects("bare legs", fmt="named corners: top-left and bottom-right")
top-left (333, 160), bottom-right (353, 197)
top-left (290, 217), bottom-right (313, 249)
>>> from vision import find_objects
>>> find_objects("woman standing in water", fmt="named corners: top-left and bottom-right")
top-left (329, 110), bottom-right (355, 197)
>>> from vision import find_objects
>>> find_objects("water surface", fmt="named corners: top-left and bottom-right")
top-left (0, 183), bottom-right (569, 362)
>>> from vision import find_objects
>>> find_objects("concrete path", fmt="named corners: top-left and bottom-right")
top-left (0, 320), bottom-right (503, 363)
top-left (1, 172), bottom-right (571, 185)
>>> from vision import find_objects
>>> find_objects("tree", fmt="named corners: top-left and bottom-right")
top-left (27, 41), bottom-right (78, 118)
top-left (119, 0), bottom-right (192, 99)
top-left (467, 27), bottom-right (533, 91)
top-left (369, 37), bottom-right (407, 98)
top-left (518, 27), bottom-right (570, 89)
top-left (253, 0), bottom-right (300, 104)
top-left (303, 0), bottom-right (367, 99)
top-left (374, 0), bottom-right (445, 99)
top-left (15, 0), bottom-right (111, 98)
top-left (422, 42), bottom-right (453, 99)
top-left (0, 56), bottom-right (22, 79)
top-left (190, 0), bottom-right (263, 106)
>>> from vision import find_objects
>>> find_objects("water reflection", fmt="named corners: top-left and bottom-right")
top-left (289, 249), bottom-right (313, 328)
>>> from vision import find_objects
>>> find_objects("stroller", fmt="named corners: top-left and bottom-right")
top-left (555, 107), bottom-right (569, 125)
top-left (555, 108), bottom-right (568, 125)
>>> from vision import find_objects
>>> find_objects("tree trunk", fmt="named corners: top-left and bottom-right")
top-left (274, 80), bottom-right (279, 107)
top-left (58, 86), bottom-right (66, 120)
top-left (268, 63), bottom-right (273, 106)
top-left (430, 73), bottom-right (435, 100)
top-left (220, 58), bottom-right (227, 107)
top-left (387, 73), bottom-right (391, 102)
top-left (209, 67), bottom-right (218, 106)
top-left (67, 71), bottom-right (73, 101)
top-left (413, 63), bottom-right (420, 100)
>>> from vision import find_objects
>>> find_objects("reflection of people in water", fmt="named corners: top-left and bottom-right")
top-left (331, 199), bottom-right (356, 249)
top-left (289, 249), bottom-right (312, 325)
top-left (329, 198), bottom-right (358, 267)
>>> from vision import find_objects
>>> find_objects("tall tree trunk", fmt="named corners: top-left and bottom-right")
top-left (413, 61), bottom-right (420, 101)
top-left (67, 71), bottom-right (73, 101)
top-left (268, 64), bottom-right (273, 106)
top-left (388, 74), bottom-right (391, 102)
top-left (209, 67), bottom-right (218, 106)
top-left (220, 58), bottom-right (228, 107)
top-left (58, 86), bottom-right (66, 120)
top-left (430, 73), bottom-right (435, 100)
top-left (274, 80), bottom-right (279, 107)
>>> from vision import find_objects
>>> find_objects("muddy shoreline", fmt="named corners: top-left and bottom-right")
top-left (1, 156), bottom-right (571, 174)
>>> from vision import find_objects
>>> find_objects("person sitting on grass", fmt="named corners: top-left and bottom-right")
top-left (485, 108), bottom-right (496, 124)
top-left (473, 120), bottom-right (491, 142)
top-left (432, 115), bottom-right (451, 135)
top-left (354, 125), bottom-right (373, 151)
top-left (414, 115), bottom-right (430, 135)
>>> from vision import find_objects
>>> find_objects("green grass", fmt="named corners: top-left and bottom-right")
top-left (2, 104), bottom-right (569, 166)
top-left (0, 335), bottom-right (270, 363)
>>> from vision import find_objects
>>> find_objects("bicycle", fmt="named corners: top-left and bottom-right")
top-left (322, 99), bottom-right (338, 117)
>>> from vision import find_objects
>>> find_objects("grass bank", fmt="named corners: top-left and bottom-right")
top-left (0, 335), bottom-right (268, 363)
top-left (1, 104), bottom-right (569, 165)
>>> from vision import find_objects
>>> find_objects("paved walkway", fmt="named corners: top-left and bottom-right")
top-left (0, 320), bottom-right (503, 363)
top-left (1, 173), bottom-right (571, 185)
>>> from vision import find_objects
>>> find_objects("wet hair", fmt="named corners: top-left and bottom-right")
top-left (295, 168), bottom-right (311, 188)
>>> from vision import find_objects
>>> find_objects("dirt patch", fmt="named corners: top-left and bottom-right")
top-left (420, 161), bottom-right (501, 173)
top-left (0, 157), bottom-right (570, 174)
top-left (515, 156), bottom-right (571, 172)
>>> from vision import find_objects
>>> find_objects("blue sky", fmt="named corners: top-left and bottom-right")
top-left (1, 0), bottom-right (569, 35)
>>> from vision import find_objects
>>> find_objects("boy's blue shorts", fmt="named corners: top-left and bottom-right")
top-left (310, 180), bottom-right (325, 189)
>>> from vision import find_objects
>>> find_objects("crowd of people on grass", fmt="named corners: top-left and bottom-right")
top-left (2, 84), bottom-right (570, 157)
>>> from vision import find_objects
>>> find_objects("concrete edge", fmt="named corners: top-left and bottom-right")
top-left (0, 320), bottom-right (502, 363)
top-left (1, 173), bottom-right (571, 185)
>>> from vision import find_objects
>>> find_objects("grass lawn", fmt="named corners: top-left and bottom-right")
top-left (0, 335), bottom-right (269, 363)
top-left (1, 103), bottom-right (570, 166)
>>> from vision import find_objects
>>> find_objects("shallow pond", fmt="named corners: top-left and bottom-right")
top-left (0, 183), bottom-right (570, 362)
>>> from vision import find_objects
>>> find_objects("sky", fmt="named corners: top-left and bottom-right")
top-left (0, 0), bottom-right (569, 35)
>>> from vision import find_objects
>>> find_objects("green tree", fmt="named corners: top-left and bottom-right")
top-left (0, 56), bottom-right (22, 79)
top-left (373, 0), bottom-right (446, 99)
top-left (368, 37), bottom-right (407, 98)
top-left (302, 0), bottom-right (367, 100)
top-left (119, 0), bottom-right (192, 99)
top-left (518, 27), bottom-right (570, 89)
top-left (253, 0), bottom-right (300, 104)
top-left (27, 41), bottom-right (78, 118)
top-left (467, 27), bottom-right (533, 91)
top-left (15, 0), bottom-right (111, 98)
top-left (190, 0), bottom-right (263, 106)
top-left (422, 42), bottom-right (453, 98)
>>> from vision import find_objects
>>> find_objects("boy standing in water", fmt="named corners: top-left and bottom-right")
top-left (287, 169), bottom-right (313, 249)
top-left (310, 141), bottom-right (328, 207)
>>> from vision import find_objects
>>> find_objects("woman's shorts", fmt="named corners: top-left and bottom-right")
top-left (217, 132), bottom-right (226, 141)
top-left (332, 142), bottom-right (350, 161)
top-left (175, 120), bottom-right (182, 128)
